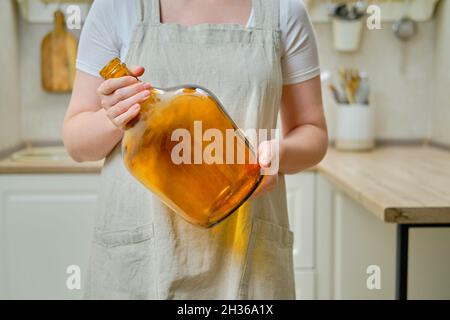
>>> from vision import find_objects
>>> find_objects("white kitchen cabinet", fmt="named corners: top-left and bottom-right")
top-left (314, 173), bottom-right (335, 300)
top-left (0, 174), bottom-right (99, 299)
top-left (4, 170), bottom-right (446, 300)
top-left (294, 270), bottom-right (315, 300)
top-left (332, 191), bottom-right (396, 299)
top-left (0, 171), bottom-right (316, 300)
top-left (315, 174), bottom-right (450, 300)
top-left (285, 172), bottom-right (316, 299)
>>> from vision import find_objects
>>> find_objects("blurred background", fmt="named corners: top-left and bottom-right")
top-left (0, 0), bottom-right (449, 300)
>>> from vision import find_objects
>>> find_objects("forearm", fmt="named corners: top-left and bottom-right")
top-left (63, 109), bottom-right (123, 162)
top-left (279, 124), bottom-right (328, 174)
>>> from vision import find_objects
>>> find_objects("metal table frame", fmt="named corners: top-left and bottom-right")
top-left (395, 223), bottom-right (450, 300)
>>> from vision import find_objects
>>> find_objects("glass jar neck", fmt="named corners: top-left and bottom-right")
top-left (99, 58), bottom-right (132, 79)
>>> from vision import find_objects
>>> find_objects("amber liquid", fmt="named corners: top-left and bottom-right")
top-left (101, 58), bottom-right (262, 228)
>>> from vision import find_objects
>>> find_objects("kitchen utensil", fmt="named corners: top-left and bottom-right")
top-left (338, 68), bottom-right (351, 103)
top-left (353, 0), bottom-right (368, 17)
top-left (328, 84), bottom-right (340, 103)
top-left (100, 58), bottom-right (263, 228)
top-left (352, 69), bottom-right (361, 101)
top-left (330, 1), bottom-right (366, 20)
top-left (334, 3), bottom-right (350, 19)
top-left (393, 16), bottom-right (417, 41)
top-left (338, 68), bottom-right (361, 104)
top-left (41, 10), bottom-right (77, 92)
top-left (336, 85), bottom-right (348, 104)
top-left (355, 71), bottom-right (370, 104)
top-left (338, 68), bottom-right (347, 87)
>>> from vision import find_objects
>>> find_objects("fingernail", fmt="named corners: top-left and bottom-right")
top-left (142, 83), bottom-right (152, 89)
top-left (132, 104), bottom-right (140, 110)
top-left (143, 90), bottom-right (151, 97)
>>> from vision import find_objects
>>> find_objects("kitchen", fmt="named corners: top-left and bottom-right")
top-left (0, 0), bottom-right (449, 300)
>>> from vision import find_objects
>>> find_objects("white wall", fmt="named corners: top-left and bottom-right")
top-left (11, 3), bottom-right (450, 146)
top-left (432, 0), bottom-right (450, 146)
top-left (314, 21), bottom-right (435, 142)
top-left (0, 0), bottom-right (22, 150)
top-left (19, 20), bottom-right (80, 142)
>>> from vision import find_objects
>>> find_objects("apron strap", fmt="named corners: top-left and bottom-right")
top-left (137, 0), bottom-right (161, 24)
top-left (252, 0), bottom-right (280, 30)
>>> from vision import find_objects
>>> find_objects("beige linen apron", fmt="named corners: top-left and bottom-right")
top-left (85, 0), bottom-right (295, 300)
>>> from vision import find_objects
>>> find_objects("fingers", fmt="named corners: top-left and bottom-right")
top-left (107, 89), bottom-right (151, 119)
top-left (258, 145), bottom-right (272, 168)
top-left (98, 76), bottom-right (138, 95)
top-left (252, 141), bottom-right (281, 199)
top-left (251, 174), bottom-right (278, 199)
top-left (103, 82), bottom-right (152, 107)
top-left (112, 104), bottom-right (141, 128)
top-left (128, 66), bottom-right (145, 77)
top-left (258, 139), bottom-right (281, 176)
top-left (258, 140), bottom-right (277, 168)
top-left (96, 64), bottom-right (149, 129)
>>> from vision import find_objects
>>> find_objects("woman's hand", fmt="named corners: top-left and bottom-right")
top-left (251, 139), bottom-right (281, 199)
top-left (97, 66), bottom-right (151, 129)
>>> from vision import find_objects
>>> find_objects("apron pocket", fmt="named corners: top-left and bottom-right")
top-left (243, 218), bottom-right (295, 299)
top-left (93, 224), bottom-right (154, 247)
top-left (86, 224), bottom-right (157, 299)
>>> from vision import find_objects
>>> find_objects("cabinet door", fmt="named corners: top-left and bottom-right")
top-left (0, 174), bottom-right (98, 299)
top-left (332, 191), bottom-right (396, 299)
top-left (285, 172), bottom-right (315, 269)
top-left (295, 270), bottom-right (315, 300)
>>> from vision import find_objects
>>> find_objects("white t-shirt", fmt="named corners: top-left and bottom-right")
top-left (76, 0), bottom-right (320, 85)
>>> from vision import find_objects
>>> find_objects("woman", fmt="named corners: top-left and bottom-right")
top-left (63, 0), bottom-right (327, 299)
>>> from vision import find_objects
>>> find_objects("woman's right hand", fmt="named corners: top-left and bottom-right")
top-left (97, 66), bottom-right (152, 129)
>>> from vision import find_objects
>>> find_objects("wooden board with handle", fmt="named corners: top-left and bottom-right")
top-left (41, 10), bottom-right (77, 92)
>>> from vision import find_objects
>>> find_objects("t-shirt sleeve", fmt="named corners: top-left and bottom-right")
top-left (280, 0), bottom-right (320, 85)
top-left (76, 0), bottom-right (121, 77)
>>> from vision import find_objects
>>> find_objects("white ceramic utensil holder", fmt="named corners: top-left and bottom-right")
top-left (332, 18), bottom-right (364, 53)
top-left (336, 104), bottom-right (375, 151)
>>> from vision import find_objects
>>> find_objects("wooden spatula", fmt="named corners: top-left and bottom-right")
top-left (41, 10), bottom-right (78, 92)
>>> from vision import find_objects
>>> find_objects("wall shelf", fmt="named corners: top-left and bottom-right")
top-left (305, 0), bottom-right (440, 23)
top-left (17, 0), bottom-right (92, 23)
top-left (16, 0), bottom-right (440, 24)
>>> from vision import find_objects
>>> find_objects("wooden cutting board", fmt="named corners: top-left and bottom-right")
top-left (41, 10), bottom-right (77, 92)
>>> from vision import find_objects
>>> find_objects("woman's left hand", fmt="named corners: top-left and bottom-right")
top-left (251, 139), bottom-right (281, 199)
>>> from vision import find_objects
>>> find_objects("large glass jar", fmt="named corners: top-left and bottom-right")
top-left (100, 58), bottom-right (263, 228)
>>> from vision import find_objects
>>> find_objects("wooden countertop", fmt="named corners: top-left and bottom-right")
top-left (2, 145), bottom-right (450, 224)
top-left (0, 158), bottom-right (103, 173)
top-left (318, 146), bottom-right (450, 224)
top-left (0, 146), bottom-right (103, 174)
